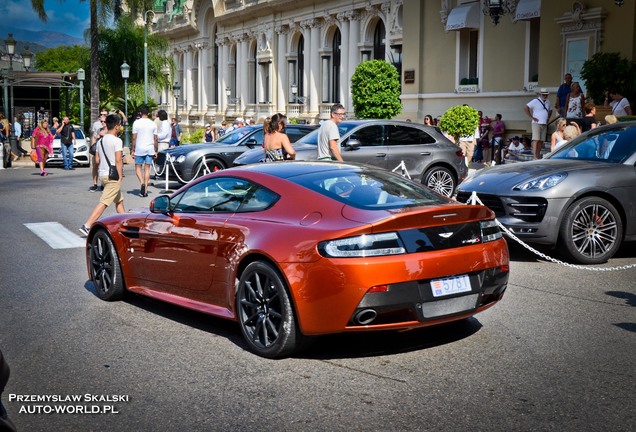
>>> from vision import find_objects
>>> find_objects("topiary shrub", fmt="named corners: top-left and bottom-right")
top-left (438, 105), bottom-right (480, 144)
top-left (580, 52), bottom-right (636, 104)
top-left (181, 128), bottom-right (205, 144)
top-left (351, 60), bottom-right (402, 119)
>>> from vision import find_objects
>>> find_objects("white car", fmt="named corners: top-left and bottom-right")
top-left (46, 125), bottom-right (90, 167)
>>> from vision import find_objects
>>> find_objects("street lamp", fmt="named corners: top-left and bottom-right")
top-left (120, 61), bottom-right (131, 147)
top-left (173, 81), bottom-right (181, 121)
top-left (77, 68), bottom-right (85, 135)
top-left (290, 83), bottom-right (298, 103)
top-left (143, 10), bottom-right (157, 104)
top-left (482, 0), bottom-right (509, 26)
top-left (22, 46), bottom-right (32, 71)
top-left (4, 33), bottom-right (16, 71)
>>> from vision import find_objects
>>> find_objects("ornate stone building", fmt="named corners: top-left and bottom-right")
top-left (151, 0), bottom-right (635, 136)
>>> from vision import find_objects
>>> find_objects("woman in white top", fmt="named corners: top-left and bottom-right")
top-left (604, 90), bottom-right (632, 116)
top-left (550, 118), bottom-right (567, 152)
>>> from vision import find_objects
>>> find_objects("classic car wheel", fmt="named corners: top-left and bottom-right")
top-left (237, 261), bottom-right (301, 358)
top-left (423, 166), bottom-right (456, 197)
top-left (559, 197), bottom-right (623, 264)
top-left (89, 230), bottom-right (125, 301)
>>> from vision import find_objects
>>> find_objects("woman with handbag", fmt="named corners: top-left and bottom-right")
top-left (31, 119), bottom-right (54, 176)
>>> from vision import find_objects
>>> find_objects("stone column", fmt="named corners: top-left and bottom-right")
top-left (239, 36), bottom-right (250, 111)
top-left (275, 25), bottom-right (288, 112)
top-left (185, 47), bottom-right (194, 111)
top-left (348, 13), bottom-right (360, 107)
top-left (337, 12), bottom-right (351, 109)
top-left (306, 19), bottom-right (321, 115)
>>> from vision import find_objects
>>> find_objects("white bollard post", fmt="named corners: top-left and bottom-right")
top-left (159, 157), bottom-right (173, 194)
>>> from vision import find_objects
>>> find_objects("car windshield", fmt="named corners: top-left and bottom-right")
top-left (215, 127), bottom-right (256, 144)
top-left (295, 123), bottom-right (360, 145)
top-left (549, 125), bottom-right (636, 164)
top-left (288, 167), bottom-right (448, 210)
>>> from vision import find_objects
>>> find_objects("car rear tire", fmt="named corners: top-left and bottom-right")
top-left (89, 230), bottom-right (125, 301)
top-left (236, 261), bottom-right (302, 358)
top-left (558, 197), bottom-right (623, 264)
top-left (423, 166), bottom-right (456, 197)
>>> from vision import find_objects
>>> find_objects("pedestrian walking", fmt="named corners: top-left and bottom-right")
top-left (31, 119), bottom-right (54, 176)
top-left (317, 103), bottom-right (345, 161)
top-left (57, 116), bottom-right (76, 170)
top-left (79, 114), bottom-right (125, 236)
top-left (131, 105), bottom-right (157, 197)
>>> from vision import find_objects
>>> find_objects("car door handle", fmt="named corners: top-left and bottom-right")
top-left (420, 152), bottom-right (432, 156)
top-left (376, 153), bottom-right (387, 157)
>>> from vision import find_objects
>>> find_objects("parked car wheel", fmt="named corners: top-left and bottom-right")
top-left (236, 261), bottom-right (301, 358)
top-left (89, 230), bottom-right (125, 301)
top-left (423, 166), bottom-right (456, 197)
top-left (558, 196), bottom-right (623, 264)
top-left (186, 157), bottom-right (225, 184)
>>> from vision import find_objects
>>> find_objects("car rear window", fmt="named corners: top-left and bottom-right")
top-left (288, 167), bottom-right (448, 210)
top-left (550, 125), bottom-right (636, 163)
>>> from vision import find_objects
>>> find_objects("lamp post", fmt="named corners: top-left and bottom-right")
top-left (77, 68), bottom-right (85, 135)
top-left (120, 61), bottom-right (131, 147)
top-left (4, 33), bottom-right (16, 71)
top-left (143, 10), bottom-right (157, 104)
top-left (482, 0), bottom-right (509, 25)
top-left (173, 81), bottom-right (181, 121)
top-left (22, 46), bottom-right (32, 71)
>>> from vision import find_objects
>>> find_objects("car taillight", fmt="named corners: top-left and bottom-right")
top-left (318, 232), bottom-right (406, 258)
top-left (480, 220), bottom-right (502, 242)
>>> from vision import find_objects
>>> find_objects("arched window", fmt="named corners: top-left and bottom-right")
top-left (297, 36), bottom-right (305, 99)
top-left (373, 20), bottom-right (385, 60)
top-left (331, 29), bottom-right (341, 103)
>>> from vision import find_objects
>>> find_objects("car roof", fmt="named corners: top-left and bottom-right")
top-left (231, 160), bottom-right (371, 179)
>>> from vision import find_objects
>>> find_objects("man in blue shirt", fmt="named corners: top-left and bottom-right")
top-left (555, 73), bottom-right (572, 118)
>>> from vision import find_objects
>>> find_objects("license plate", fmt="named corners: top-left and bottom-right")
top-left (431, 275), bottom-right (472, 297)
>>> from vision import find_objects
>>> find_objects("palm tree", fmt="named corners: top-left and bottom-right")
top-left (29, 1), bottom-right (116, 126)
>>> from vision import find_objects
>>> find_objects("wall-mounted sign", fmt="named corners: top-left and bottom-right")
top-left (404, 70), bottom-right (415, 84)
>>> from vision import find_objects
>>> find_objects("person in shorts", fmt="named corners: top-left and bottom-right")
top-left (131, 105), bottom-right (157, 197)
top-left (80, 114), bottom-right (125, 236)
top-left (524, 88), bottom-right (553, 159)
top-left (90, 109), bottom-right (109, 191)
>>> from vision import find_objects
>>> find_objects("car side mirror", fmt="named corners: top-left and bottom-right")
top-left (150, 195), bottom-right (171, 213)
top-left (345, 139), bottom-right (361, 150)
top-left (245, 138), bottom-right (258, 148)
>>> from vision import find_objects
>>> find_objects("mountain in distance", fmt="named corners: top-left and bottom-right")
top-left (6, 26), bottom-right (86, 51)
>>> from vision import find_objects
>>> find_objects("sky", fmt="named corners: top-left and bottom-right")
top-left (2, 0), bottom-right (91, 40)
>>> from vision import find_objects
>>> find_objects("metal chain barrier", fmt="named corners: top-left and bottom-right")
top-left (467, 191), bottom-right (636, 271)
top-left (152, 155), bottom-right (212, 188)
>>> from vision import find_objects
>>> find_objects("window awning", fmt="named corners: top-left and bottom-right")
top-left (515, 0), bottom-right (541, 21)
top-left (445, 3), bottom-right (480, 31)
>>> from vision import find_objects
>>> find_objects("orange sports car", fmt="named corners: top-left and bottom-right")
top-left (86, 162), bottom-right (509, 358)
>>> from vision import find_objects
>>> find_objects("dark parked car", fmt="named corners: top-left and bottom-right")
top-left (155, 124), bottom-right (316, 183)
top-left (234, 120), bottom-right (468, 197)
top-left (86, 161), bottom-right (508, 358)
top-left (456, 121), bottom-right (636, 264)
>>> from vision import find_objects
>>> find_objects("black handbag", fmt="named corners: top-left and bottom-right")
top-left (100, 139), bottom-right (120, 181)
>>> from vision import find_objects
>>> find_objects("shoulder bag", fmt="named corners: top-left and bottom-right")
top-left (100, 139), bottom-right (120, 181)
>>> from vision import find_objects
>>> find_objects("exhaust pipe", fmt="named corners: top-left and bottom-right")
top-left (354, 309), bottom-right (377, 325)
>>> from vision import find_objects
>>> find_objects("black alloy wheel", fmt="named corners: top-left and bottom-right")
top-left (236, 261), bottom-right (301, 358)
top-left (89, 230), bottom-right (125, 301)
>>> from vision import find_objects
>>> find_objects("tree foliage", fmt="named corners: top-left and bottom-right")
top-left (580, 52), bottom-right (636, 105)
top-left (351, 60), bottom-right (402, 119)
top-left (33, 45), bottom-right (88, 73)
top-left (438, 105), bottom-right (479, 143)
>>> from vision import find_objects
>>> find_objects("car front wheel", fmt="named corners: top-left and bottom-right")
top-left (423, 166), bottom-right (456, 197)
top-left (558, 197), bottom-right (623, 264)
top-left (89, 230), bottom-right (125, 301)
top-left (236, 261), bottom-right (301, 358)
top-left (193, 157), bottom-right (224, 180)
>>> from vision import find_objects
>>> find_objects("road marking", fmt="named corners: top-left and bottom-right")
top-left (24, 222), bottom-right (86, 249)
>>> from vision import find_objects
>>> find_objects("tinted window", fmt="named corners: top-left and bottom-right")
top-left (171, 177), bottom-right (254, 213)
top-left (286, 127), bottom-right (311, 143)
top-left (215, 127), bottom-right (256, 144)
top-left (289, 168), bottom-right (447, 210)
top-left (550, 125), bottom-right (636, 163)
top-left (386, 125), bottom-right (436, 146)
top-left (346, 125), bottom-right (384, 147)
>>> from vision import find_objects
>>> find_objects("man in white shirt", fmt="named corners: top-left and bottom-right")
top-left (317, 104), bottom-right (345, 161)
top-left (79, 114), bottom-right (125, 236)
top-left (131, 105), bottom-right (158, 197)
top-left (524, 88), bottom-right (553, 159)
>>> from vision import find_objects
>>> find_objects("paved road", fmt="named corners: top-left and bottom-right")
top-left (1, 164), bottom-right (635, 431)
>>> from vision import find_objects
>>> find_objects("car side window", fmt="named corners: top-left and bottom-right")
top-left (346, 125), bottom-right (384, 147)
top-left (286, 127), bottom-right (308, 143)
top-left (171, 177), bottom-right (254, 213)
top-left (386, 125), bottom-right (436, 146)
top-left (245, 129), bottom-right (264, 145)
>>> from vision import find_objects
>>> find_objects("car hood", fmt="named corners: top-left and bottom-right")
top-left (458, 159), bottom-right (612, 193)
